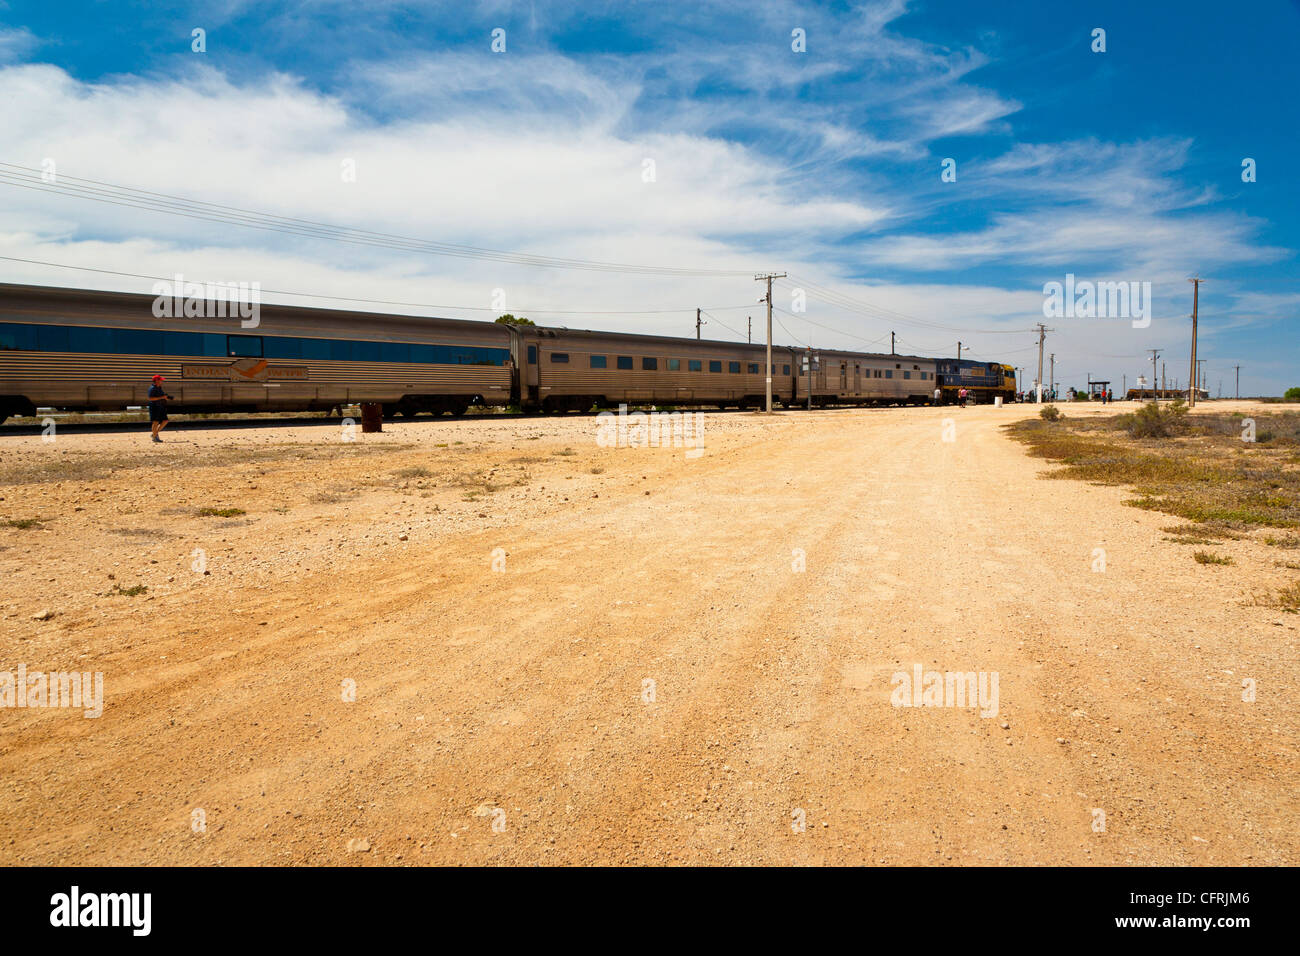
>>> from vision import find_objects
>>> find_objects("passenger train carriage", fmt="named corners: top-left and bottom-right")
top-left (0, 283), bottom-right (976, 421)
top-left (0, 283), bottom-right (513, 420)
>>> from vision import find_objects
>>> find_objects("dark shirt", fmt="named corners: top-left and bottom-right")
top-left (148, 384), bottom-right (166, 405)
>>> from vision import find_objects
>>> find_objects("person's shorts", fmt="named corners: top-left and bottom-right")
top-left (148, 404), bottom-right (168, 422)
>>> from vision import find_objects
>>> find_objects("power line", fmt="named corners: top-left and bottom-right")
top-left (0, 253), bottom-right (758, 317)
top-left (770, 304), bottom-right (891, 349)
top-left (777, 274), bottom-right (1032, 335)
top-left (698, 308), bottom-right (748, 341)
top-left (0, 162), bottom-right (756, 279)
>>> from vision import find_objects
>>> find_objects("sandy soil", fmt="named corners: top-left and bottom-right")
top-left (0, 400), bottom-right (1295, 865)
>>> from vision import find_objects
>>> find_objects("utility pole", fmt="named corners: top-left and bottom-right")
top-left (1234, 364), bottom-right (1241, 399)
top-left (1161, 362), bottom-right (1166, 398)
top-left (957, 341), bottom-right (962, 361)
top-left (1049, 353), bottom-right (1055, 398)
top-left (891, 331), bottom-right (895, 356)
top-left (1198, 359), bottom-right (1207, 400)
top-left (1034, 323), bottom-right (1051, 403)
top-left (1188, 278), bottom-right (1203, 406)
top-left (747, 316), bottom-right (751, 344)
top-left (1122, 373), bottom-right (1126, 396)
top-left (805, 348), bottom-right (813, 412)
top-left (696, 308), bottom-right (702, 340)
top-left (754, 273), bottom-right (786, 413)
top-left (1149, 349), bottom-right (1161, 403)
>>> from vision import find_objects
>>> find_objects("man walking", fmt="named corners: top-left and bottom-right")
top-left (933, 385), bottom-right (942, 406)
top-left (148, 374), bottom-right (173, 442)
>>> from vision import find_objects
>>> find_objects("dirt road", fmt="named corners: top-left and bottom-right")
top-left (1, 402), bottom-right (1295, 865)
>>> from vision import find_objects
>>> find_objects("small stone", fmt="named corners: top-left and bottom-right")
top-left (1056, 737), bottom-right (1067, 744)
top-left (398, 534), bottom-right (408, 541)
top-left (999, 721), bottom-right (1009, 730)
top-left (347, 838), bottom-right (371, 853)
top-left (31, 609), bottom-right (53, 621)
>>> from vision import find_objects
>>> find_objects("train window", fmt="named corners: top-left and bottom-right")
top-left (688, 359), bottom-right (702, 372)
top-left (0, 324), bottom-right (37, 350)
top-left (34, 325), bottom-right (70, 352)
top-left (528, 345), bottom-right (537, 364)
top-left (728, 361), bottom-right (741, 373)
top-left (70, 327), bottom-right (114, 352)
top-left (589, 355), bottom-right (607, 369)
top-left (227, 334), bottom-right (263, 358)
top-left (874, 369), bottom-right (881, 378)
top-left (913, 365), bottom-right (920, 370)
top-left (617, 356), bottom-right (633, 370)
top-left (164, 332), bottom-right (204, 356)
top-left (895, 363), bottom-right (901, 369)
top-left (903, 371), bottom-right (911, 379)
top-left (709, 360), bottom-right (722, 373)
top-left (783, 364), bottom-right (790, 376)
top-left (642, 357), bottom-right (658, 370)
top-left (379, 342), bottom-right (408, 363)
top-left (667, 358), bottom-right (680, 371)
top-left (748, 363), bottom-right (760, 374)
top-left (115, 329), bottom-right (164, 354)
top-left (300, 338), bottom-right (331, 360)
top-left (885, 370), bottom-right (892, 379)
top-left (550, 352), bottom-right (570, 363)
top-left (352, 341), bottom-right (381, 362)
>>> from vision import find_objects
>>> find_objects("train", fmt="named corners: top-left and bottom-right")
top-left (934, 359), bottom-right (1017, 404)
top-left (0, 283), bottom-right (1015, 422)
top-left (1125, 387), bottom-right (1208, 401)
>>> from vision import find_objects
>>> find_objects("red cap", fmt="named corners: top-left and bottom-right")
top-left (152, 374), bottom-right (165, 382)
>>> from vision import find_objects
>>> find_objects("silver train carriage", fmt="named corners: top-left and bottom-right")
top-left (0, 283), bottom-right (943, 421)
top-left (0, 283), bottom-right (514, 421)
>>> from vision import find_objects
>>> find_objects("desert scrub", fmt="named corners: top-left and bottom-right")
top-left (1007, 411), bottom-right (1299, 532)
top-left (1193, 551), bottom-right (1233, 565)
top-left (1112, 399), bottom-right (1191, 439)
top-left (2, 517), bottom-right (45, 529)
top-left (105, 583), bottom-right (148, 597)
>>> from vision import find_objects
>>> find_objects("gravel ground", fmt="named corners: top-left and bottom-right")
top-left (0, 400), bottom-right (1295, 865)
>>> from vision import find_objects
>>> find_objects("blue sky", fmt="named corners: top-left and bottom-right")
top-left (0, 0), bottom-right (1296, 394)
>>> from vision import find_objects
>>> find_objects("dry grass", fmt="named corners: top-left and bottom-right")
top-left (1267, 581), bottom-right (1300, 612)
top-left (1193, 551), bottom-right (1234, 566)
top-left (0, 442), bottom-right (414, 485)
top-left (2, 517), bottom-right (46, 529)
top-left (1008, 409), bottom-right (1300, 534)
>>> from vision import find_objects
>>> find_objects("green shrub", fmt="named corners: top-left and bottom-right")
top-left (1283, 387), bottom-right (1300, 402)
top-left (1116, 399), bottom-right (1190, 438)
top-left (1039, 405), bottom-right (1063, 421)
top-left (1194, 551), bottom-right (1233, 566)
